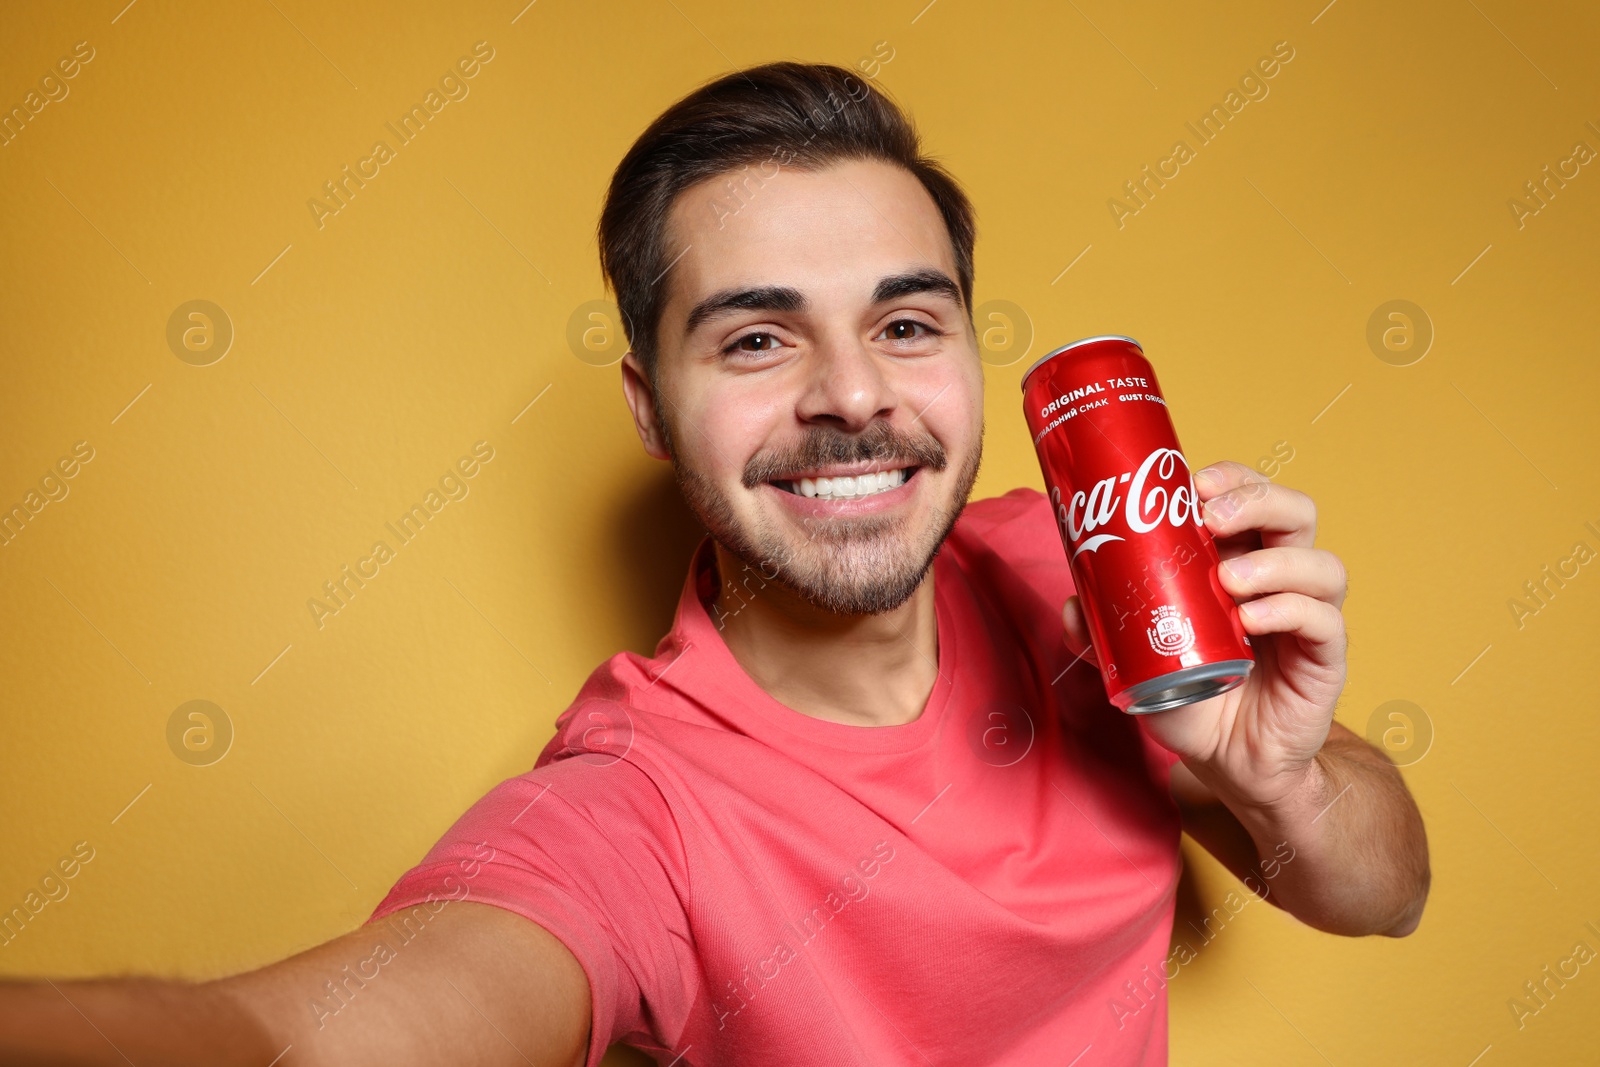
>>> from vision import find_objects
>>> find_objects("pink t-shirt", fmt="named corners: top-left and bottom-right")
top-left (368, 487), bottom-right (1184, 1065)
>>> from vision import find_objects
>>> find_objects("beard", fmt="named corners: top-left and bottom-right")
top-left (669, 419), bottom-right (983, 616)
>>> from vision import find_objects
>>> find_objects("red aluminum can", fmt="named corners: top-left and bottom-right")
top-left (1020, 336), bottom-right (1253, 714)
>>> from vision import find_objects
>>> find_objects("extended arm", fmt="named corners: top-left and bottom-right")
top-left (0, 901), bottom-right (592, 1067)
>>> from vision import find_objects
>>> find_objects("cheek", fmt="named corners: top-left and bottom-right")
top-left (681, 379), bottom-right (789, 479)
top-left (899, 359), bottom-right (981, 444)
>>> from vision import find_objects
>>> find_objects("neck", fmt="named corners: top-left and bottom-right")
top-left (708, 541), bottom-right (940, 728)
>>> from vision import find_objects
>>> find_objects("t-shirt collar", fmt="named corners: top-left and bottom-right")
top-left (661, 535), bottom-right (956, 754)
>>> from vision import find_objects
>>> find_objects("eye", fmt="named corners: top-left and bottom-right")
top-left (878, 319), bottom-right (941, 344)
top-left (722, 331), bottom-right (785, 356)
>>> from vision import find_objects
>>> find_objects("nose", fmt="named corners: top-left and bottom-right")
top-left (795, 334), bottom-right (897, 432)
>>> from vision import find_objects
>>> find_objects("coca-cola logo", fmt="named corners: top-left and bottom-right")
top-left (1049, 448), bottom-right (1202, 559)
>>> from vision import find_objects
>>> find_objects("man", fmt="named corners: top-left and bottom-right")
top-left (0, 61), bottom-right (1427, 1066)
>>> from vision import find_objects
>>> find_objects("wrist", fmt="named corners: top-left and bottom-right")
top-left (1194, 750), bottom-right (1342, 846)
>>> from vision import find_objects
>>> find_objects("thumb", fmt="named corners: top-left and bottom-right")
top-left (1062, 595), bottom-right (1099, 666)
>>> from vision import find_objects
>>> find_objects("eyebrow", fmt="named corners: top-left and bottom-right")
top-left (681, 268), bottom-right (964, 336)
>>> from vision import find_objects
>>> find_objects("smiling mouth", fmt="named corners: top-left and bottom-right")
top-left (771, 466), bottom-right (917, 500)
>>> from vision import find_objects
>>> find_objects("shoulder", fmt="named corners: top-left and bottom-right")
top-left (373, 721), bottom-right (691, 943)
top-left (945, 486), bottom-right (1074, 602)
top-left (954, 485), bottom-right (1053, 538)
top-left (368, 729), bottom-right (693, 1058)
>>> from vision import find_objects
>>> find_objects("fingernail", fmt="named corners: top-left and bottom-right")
top-left (1224, 557), bottom-right (1254, 580)
top-left (1240, 599), bottom-right (1271, 620)
top-left (1194, 467), bottom-right (1218, 488)
top-left (1206, 495), bottom-right (1237, 521)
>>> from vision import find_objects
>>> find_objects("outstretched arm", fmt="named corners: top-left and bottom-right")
top-left (0, 901), bottom-right (592, 1067)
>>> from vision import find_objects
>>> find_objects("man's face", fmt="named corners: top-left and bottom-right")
top-left (625, 158), bottom-right (984, 616)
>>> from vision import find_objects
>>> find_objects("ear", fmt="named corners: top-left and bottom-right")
top-left (620, 351), bottom-right (671, 460)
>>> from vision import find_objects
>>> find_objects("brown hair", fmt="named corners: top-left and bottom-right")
top-left (597, 61), bottom-right (977, 388)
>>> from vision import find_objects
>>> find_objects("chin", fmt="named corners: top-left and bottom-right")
top-left (676, 439), bottom-right (983, 618)
top-left (732, 489), bottom-right (970, 616)
top-left (770, 524), bottom-right (935, 615)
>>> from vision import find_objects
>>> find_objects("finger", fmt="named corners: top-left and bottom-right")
top-left (1061, 596), bottom-right (1100, 665)
top-left (1194, 462), bottom-right (1316, 549)
top-left (1218, 546), bottom-right (1348, 609)
top-left (1237, 592), bottom-right (1347, 671)
top-left (1190, 459), bottom-right (1261, 500)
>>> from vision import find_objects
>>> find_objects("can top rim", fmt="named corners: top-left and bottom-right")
top-left (1019, 335), bottom-right (1142, 392)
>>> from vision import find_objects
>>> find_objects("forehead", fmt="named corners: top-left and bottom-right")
top-left (660, 158), bottom-right (960, 324)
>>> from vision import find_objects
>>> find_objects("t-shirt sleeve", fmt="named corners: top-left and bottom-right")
top-left (366, 755), bottom-right (692, 1066)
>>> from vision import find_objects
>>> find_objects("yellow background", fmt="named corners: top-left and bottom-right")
top-left (2, 1), bottom-right (1597, 1063)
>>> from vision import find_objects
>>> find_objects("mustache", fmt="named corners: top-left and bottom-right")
top-left (742, 421), bottom-right (948, 489)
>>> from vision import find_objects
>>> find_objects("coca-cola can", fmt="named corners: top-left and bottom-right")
top-left (1020, 335), bottom-right (1254, 714)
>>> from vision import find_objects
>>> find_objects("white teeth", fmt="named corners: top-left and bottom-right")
top-left (789, 468), bottom-right (910, 500)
